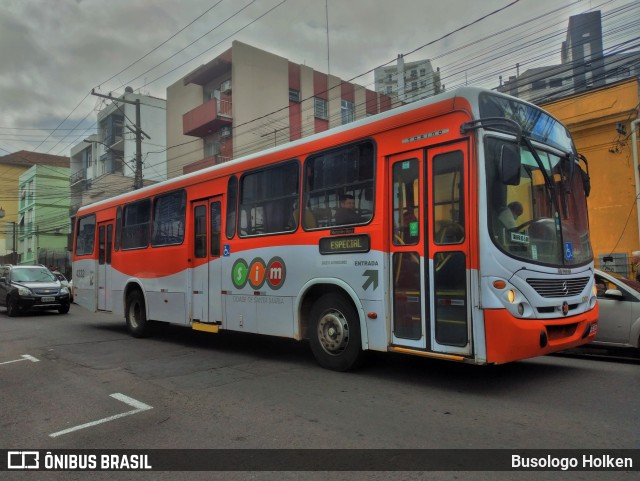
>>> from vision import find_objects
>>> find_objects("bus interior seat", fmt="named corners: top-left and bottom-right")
top-left (313, 207), bottom-right (333, 226)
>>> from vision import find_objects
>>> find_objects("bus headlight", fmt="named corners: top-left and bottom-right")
top-left (489, 277), bottom-right (532, 317)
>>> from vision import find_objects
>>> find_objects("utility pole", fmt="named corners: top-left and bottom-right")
top-left (91, 89), bottom-right (150, 189)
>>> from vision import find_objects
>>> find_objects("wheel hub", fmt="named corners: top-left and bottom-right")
top-left (317, 310), bottom-right (349, 356)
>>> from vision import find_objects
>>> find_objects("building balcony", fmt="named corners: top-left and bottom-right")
top-left (70, 169), bottom-right (87, 186)
top-left (183, 98), bottom-right (232, 138)
top-left (183, 154), bottom-right (233, 175)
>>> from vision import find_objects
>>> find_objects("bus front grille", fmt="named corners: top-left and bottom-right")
top-left (526, 277), bottom-right (589, 298)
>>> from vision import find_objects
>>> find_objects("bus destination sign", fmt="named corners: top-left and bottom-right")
top-left (319, 235), bottom-right (370, 255)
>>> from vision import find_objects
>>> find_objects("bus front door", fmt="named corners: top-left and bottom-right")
top-left (389, 141), bottom-right (472, 357)
top-left (191, 197), bottom-right (223, 325)
top-left (426, 141), bottom-right (472, 356)
top-left (97, 222), bottom-right (113, 311)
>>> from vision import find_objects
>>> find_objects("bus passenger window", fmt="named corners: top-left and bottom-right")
top-left (75, 214), bottom-right (96, 255)
top-left (151, 190), bottom-right (186, 247)
top-left (239, 161), bottom-right (299, 236)
top-left (122, 199), bottom-right (151, 250)
top-left (226, 176), bottom-right (237, 239)
top-left (303, 140), bottom-right (375, 229)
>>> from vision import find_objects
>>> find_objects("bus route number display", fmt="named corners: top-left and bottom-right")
top-left (319, 235), bottom-right (370, 255)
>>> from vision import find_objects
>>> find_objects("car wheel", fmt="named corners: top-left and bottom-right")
top-left (58, 303), bottom-right (70, 314)
top-left (309, 293), bottom-right (365, 371)
top-left (6, 296), bottom-right (19, 317)
top-left (125, 290), bottom-right (150, 338)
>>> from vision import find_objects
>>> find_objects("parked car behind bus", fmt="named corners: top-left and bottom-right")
top-left (593, 269), bottom-right (640, 351)
top-left (0, 265), bottom-right (71, 316)
top-left (52, 271), bottom-right (73, 303)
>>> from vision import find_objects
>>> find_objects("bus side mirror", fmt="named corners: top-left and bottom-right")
top-left (500, 143), bottom-right (521, 185)
top-left (581, 168), bottom-right (591, 197)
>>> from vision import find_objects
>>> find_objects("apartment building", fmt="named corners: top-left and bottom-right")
top-left (166, 40), bottom-right (393, 177)
top-left (0, 151), bottom-right (68, 265)
top-left (498, 10), bottom-right (640, 103)
top-left (17, 164), bottom-right (70, 267)
top-left (69, 88), bottom-right (167, 219)
top-left (374, 54), bottom-right (442, 103)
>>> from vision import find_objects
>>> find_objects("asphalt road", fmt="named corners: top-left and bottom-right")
top-left (1, 304), bottom-right (638, 481)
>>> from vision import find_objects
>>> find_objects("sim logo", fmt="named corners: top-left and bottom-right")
top-left (232, 256), bottom-right (286, 290)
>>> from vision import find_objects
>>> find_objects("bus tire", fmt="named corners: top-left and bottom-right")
top-left (309, 293), bottom-right (364, 371)
top-left (125, 290), bottom-right (150, 338)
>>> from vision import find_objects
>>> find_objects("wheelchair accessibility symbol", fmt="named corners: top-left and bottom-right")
top-left (223, 244), bottom-right (231, 257)
top-left (564, 242), bottom-right (573, 261)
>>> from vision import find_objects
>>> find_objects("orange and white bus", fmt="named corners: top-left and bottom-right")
top-left (73, 87), bottom-right (598, 371)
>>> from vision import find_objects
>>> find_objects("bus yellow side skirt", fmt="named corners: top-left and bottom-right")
top-left (192, 322), bottom-right (219, 333)
top-left (388, 346), bottom-right (465, 362)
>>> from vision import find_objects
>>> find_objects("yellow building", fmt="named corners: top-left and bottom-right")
top-left (542, 78), bottom-right (640, 275)
top-left (0, 151), bottom-right (69, 264)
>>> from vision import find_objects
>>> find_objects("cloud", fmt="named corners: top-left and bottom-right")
top-left (0, 0), bottom-right (635, 155)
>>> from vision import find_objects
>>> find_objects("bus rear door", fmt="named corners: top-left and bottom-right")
top-left (191, 197), bottom-right (223, 326)
top-left (97, 222), bottom-right (113, 311)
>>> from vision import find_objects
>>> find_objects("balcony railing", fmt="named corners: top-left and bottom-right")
top-left (70, 169), bottom-right (87, 185)
top-left (183, 98), bottom-right (232, 138)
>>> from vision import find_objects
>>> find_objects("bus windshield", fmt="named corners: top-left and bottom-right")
top-left (486, 136), bottom-right (592, 267)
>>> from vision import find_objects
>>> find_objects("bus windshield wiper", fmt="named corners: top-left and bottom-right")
top-left (460, 117), bottom-right (522, 141)
top-left (521, 136), bottom-right (554, 193)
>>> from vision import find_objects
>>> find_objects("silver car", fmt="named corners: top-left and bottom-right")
top-left (593, 269), bottom-right (640, 350)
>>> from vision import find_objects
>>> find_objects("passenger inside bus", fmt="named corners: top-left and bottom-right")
top-left (291, 202), bottom-right (317, 229)
top-left (335, 194), bottom-right (361, 225)
top-left (498, 201), bottom-right (523, 229)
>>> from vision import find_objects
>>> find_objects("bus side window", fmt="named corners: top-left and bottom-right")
top-left (303, 140), bottom-right (375, 229)
top-left (226, 176), bottom-right (237, 239)
top-left (239, 161), bottom-right (299, 236)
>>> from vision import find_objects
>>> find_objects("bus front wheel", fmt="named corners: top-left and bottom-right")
top-left (125, 290), bottom-right (149, 338)
top-left (309, 293), bottom-right (364, 371)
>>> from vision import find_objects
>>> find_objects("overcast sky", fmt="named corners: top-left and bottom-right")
top-left (0, 0), bottom-right (636, 157)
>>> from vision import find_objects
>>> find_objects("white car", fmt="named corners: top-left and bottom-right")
top-left (593, 269), bottom-right (640, 350)
top-left (52, 272), bottom-right (73, 303)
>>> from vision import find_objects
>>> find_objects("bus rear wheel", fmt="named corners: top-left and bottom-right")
top-left (309, 293), bottom-right (364, 371)
top-left (125, 290), bottom-right (149, 338)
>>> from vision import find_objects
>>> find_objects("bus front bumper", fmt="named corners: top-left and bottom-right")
top-left (484, 304), bottom-right (599, 364)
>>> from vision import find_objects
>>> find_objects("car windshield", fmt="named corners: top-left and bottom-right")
top-left (12, 268), bottom-right (56, 283)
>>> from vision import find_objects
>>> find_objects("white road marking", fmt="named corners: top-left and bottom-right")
top-left (49, 393), bottom-right (153, 438)
top-left (0, 354), bottom-right (40, 365)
